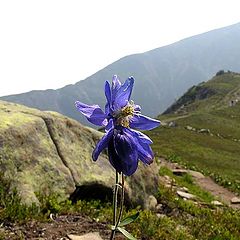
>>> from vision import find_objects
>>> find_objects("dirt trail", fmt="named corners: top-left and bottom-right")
top-left (159, 158), bottom-right (240, 209)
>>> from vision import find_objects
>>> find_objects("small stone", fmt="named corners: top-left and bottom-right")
top-left (231, 197), bottom-right (240, 204)
top-left (156, 203), bottom-right (163, 210)
top-left (211, 200), bottom-right (223, 206)
top-left (198, 128), bottom-right (210, 134)
top-left (177, 191), bottom-right (196, 200)
top-left (164, 175), bottom-right (171, 182)
top-left (144, 195), bottom-right (158, 210)
top-left (188, 170), bottom-right (205, 179)
top-left (67, 232), bottom-right (103, 240)
top-left (178, 187), bottom-right (188, 192)
top-left (156, 213), bottom-right (166, 218)
top-left (186, 125), bottom-right (193, 131)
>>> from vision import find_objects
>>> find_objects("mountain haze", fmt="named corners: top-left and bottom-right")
top-left (1, 22), bottom-right (240, 125)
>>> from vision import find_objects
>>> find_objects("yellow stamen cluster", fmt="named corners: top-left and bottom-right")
top-left (116, 104), bottom-right (135, 128)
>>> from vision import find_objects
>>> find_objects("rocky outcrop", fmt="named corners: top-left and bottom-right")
top-left (0, 100), bottom-right (159, 207)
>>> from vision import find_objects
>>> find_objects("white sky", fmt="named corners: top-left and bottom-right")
top-left (0, 0), bottom-right (240, 96)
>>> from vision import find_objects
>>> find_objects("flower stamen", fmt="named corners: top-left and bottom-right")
top-left (115, 103), bottom-right (135, 127)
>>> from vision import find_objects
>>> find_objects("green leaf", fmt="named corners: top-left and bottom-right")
top-left (117, 227), bottom-right (137, 240)
top-left (118, 212), bottom-right (139, 227)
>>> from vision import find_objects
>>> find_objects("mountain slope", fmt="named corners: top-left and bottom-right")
top-left (1, 22), bottom-right (240, 125)
top-left (148, 71), bottom-right (240, 193)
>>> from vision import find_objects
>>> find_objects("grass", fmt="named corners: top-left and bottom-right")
top-left (149, 73), bottom-right (240, 193)
top-left (159, 166), bottom-right (215, 203)
top-left (0, 172), bottom-right (240, 239)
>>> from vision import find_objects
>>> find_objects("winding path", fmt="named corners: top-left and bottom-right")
top-left (159, 158), bottom-right (240, 209)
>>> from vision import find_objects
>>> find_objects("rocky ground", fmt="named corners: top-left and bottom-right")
top-left (1, 213), bottom-right (115, 240)
top-left (159, 158), bottom-right (240, 209)
top-left (1, 158), bottom-right (240, 239)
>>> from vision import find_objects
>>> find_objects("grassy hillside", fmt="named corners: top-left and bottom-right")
top-left (149, 72), bottom-right (240, 193)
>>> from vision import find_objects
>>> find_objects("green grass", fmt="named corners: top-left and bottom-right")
top-left (127, 185), bottom-right (240, 240)
top-left (149, 73), bottom-right (240, 193)
top-left (0, 172), bottom-right (240, 240)
top-left (159, 166), bottom-right (215, 203)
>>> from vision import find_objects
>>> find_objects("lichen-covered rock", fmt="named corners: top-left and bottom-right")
top-left (0, 100), bottom-right (160, 207)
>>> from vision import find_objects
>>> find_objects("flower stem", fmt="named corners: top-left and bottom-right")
top-left (110, 172), bottom-right (125, 240)
top-left (116, 173), bottom-right (124, 227)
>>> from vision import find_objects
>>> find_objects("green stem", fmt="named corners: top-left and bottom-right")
top-left (116, 173), bottom-right (125, 227)
top-left (110, 171), bottom-right (119, 240)
top-left (113, 171), bottom-right (119, 225)
top-left (110, 172), bottom-right (125, 240)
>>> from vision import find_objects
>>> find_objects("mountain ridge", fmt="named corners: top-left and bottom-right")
top-left (1, 22), bottom-right (240, 126)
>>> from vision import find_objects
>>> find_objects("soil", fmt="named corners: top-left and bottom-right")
top-left (1, 213), bottom-right (125, 240)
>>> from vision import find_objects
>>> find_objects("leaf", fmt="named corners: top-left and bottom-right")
top-left (117, 227), bottom-right (137, 240)
top-left (118, 212), bottom-right (139, 227)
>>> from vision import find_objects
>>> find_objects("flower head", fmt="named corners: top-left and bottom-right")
top-left (75, 75), bottom-right (160, 176)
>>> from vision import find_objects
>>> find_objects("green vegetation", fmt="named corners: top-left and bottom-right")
top-left (0, 172), bottom-right (240, 240)
top-left (159, 166), bottom-right (214, 203)
top-left (149, 72), bottom-right (240, 193)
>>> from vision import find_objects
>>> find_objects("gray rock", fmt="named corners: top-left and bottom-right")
top-left (186, 126), bottom-right (193, 131)
top-left (156, 213), bottom-right (166, 218)
top-left (156, 203), bottom-right (163, 211)
top-left (231, 197), bottom-right (240, 204)
top-left (177, 191), bottom-right (196, 200)
top-left (144, 195), bottom-right (158, 210)
top-left (68, 232), bottom-right (103, 240)
top-left (0, 100), bottom-right (160, 207)
top-left (198, 128), bottom-right (210, 134)
top-left (211, 200), bottom-right (223, 206)
top-left (188, 170), bottom-right (205, 179)
top-left (178, 187), bottom-right (188, 192)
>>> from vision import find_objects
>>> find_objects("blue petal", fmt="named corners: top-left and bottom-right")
top-left (92, 128), bottom-right (114, 161)
top-left (105, 118), bottom-right (114, 131)
top-left (75, 101), bottom-right (107, 126)
top-left (126, 129), bottom-right (154, 165)
top-left (108, 128), bottom-right (138, 176)
top-left (111, 75), bottom-right (121, 99)
top-left (128, 128), bottom-right (153, 144)
top-left (113, 77), bottom-right (134, 110)
top-left (104, 81), bottom-right (112, 114)
top-left (130, 114), bottom-right (160, 130)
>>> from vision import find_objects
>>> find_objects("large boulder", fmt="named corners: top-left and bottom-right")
top-left (0, 100), bottom-right (159, 207)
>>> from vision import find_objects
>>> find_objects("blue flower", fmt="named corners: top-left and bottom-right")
top-left (75, 75), bottom-right (160, 176)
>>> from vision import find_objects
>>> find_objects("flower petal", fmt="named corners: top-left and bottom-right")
top-left (130, 114), bottom-right (160, 130)
top-left (108, 128), bottom-right (138, 176)
top-left (92, 128), bottom-right (114, 161)
top-left (113, 77), bottom-right (134, 110)
top-left (112, 75), bottom-right (121, 99)
top-left (75, 101), bottom-right (107, 126)
top-left (105, 118), bottom-right (114, 131)
top-left (127, 128), bottom-right (153, 144)
top-left (137, 141), bottom-right (154, 165)
top-left (126, 128), bottom-right (154, 165)
top-left (104, 81), bottom-right (112, 114)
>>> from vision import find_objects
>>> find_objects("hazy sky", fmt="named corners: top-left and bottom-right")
top-left (1, 0), bottom-right (240, 96)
